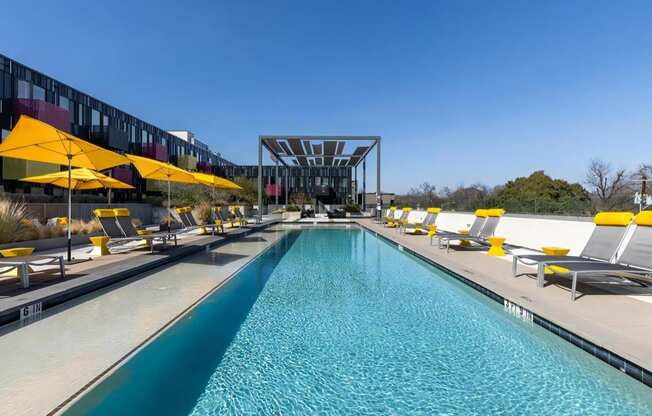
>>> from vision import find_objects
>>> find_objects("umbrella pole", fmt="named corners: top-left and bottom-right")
top-left (167, 179), bottom-right (171, 232)
top-left (107, 188), bottom-right (112, 207)
top-left (67, 156), bottom-right (72, 262)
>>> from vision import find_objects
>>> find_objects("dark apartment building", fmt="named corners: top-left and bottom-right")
top-left (0, 54), bottom-right (233, 198)
top-left (220, 165), bottom-right (353, 205)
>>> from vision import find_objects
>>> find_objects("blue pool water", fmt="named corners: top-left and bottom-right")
top-left (65, 228), bottom-right (652, 415)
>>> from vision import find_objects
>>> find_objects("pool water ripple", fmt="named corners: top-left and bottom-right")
top-left (67, 229), bottom-right (652, 415)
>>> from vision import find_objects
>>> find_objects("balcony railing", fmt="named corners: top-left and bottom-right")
top-left (176, 154), bottom-right (197, 171)
top-left (13, 99), bottom-right (70, 132)
top-left (142, 143), bottom-right (168, 162)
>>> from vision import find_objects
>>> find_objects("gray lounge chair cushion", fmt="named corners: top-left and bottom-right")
top-left (516, 254), bottom-right (599, 263)
top-left (580, 225), bottom-right (629, 261)
top-left (98, 217), bottom-right (126, 238)
top-left (544, 261), bottom-right (652, 275)
top-left (618, 225), bottom-right (652, 269)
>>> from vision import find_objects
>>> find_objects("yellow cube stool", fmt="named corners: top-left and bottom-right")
top-left (458, 229), bottom-right (471, 247)
top-left (0, 248), bottom-right (36, 277)
top-left (89, 236), bottom-right (110, 256)
top-left (487, 236), bottom-right (506, 256)
top-left (542, 246), bottom-right (570, 256)
top-left (0, 247), bottom-right (35, 257)
top-left (542, 246), bottom-right (570, 274)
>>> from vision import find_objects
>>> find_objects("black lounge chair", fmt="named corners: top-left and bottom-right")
top-left (113, 209), bottom-right (178, 246)
top-left (94, 209), bottom-right (174, 252)
top-left (512, 212), bottom-right (634, 285)
top-left (537, 211), bottom-right (652, 300)
top-left (230, 206), bottom-right (248, 227)
top-left (176, 207), bottom-right (222, 235)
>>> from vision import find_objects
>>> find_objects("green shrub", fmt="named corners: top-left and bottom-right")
top-left (285, 204), bottom-right (301, 212)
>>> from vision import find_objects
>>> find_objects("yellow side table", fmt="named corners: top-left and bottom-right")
top-left (427, 225), bottom-right (438, 238)
top-left (541, 246), bottom-right (570, 274)
top-left (0, 247), bottom-right (35, 257)
top-left (89, 236), bottom-right (110, 256)
top-left (487, 236), bottom-right (506, 256)
top-left (0, 248), bottom-right (36, 277)
top-left (458, 229), bottom-right (471, 247)
top-left (542, 246), bottom-right (570, 256)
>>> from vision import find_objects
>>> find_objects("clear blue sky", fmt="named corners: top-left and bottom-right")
top-left (4, 0), bottom-right (652, 193)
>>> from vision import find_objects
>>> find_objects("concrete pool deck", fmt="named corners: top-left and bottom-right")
top-left (0, 225), bottom-right (287, 416)
top-left (0, 220), bottom-right (277, 326)
top-left (356, 219), bottom-right (652, 384)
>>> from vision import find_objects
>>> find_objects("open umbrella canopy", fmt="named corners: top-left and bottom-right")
top-left (0, 115), bottom-right (130, 170)
top-left (192, 172), bottom-right (242, 190)
top-left (126, 154), bottom-right (196, 183)
top-left (0, 115), bottom-right (130, 261)
top-left (20, 168), bottom-right (134, 190)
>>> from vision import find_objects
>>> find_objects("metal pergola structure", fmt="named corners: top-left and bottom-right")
top-left (257, 135), bottom-right (381, 221)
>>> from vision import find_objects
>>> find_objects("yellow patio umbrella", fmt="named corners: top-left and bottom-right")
top-left (126, 154), bottom-right (197, 229)
top-left (19, 167), bottom-right (134, 205)
top-left (192, 172), bottom-right (242, 190)
top-left (0, 115), bottom-right (130, 261)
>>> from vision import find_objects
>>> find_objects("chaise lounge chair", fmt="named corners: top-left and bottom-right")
top-left (0, 254), bottom-right (65, 288)
top-left (384, 208), bottom-right (403, 228)
top-left (382, 207), bottom-right (397, 225)
top-left (437, 209), bottom-right (504, 252)
top-left (532, 211), bottom-right (652, 300)
top-left (94, 209), bottom-right (176, 252)
top-left (231, 206), bottom-right (249, 227)
top-left (175, 207), bottom-right (222, 235)
top-left (430, 209), bottom-right (489, 245)
top-left (512, 211), bottom-right (634, 282)
top-left (403, 208), bottom-right (441, 235)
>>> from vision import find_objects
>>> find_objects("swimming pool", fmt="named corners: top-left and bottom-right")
top-left (65, 228), bottom-right (652, 415)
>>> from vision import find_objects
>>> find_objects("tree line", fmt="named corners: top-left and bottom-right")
top-left (395, 159), bottom-right (651, 216)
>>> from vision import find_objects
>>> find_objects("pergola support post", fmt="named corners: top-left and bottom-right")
top-left (376, 137), bottom-right (381, 221)
top-left (362, 159), bottom-right (366, 212)
top-left (258, 137), bottom-right (263, 223)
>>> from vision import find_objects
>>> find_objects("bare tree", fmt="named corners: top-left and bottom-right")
top-left (584, 159), bottom-right (632, 211)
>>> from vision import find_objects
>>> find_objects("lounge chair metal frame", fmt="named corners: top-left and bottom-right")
top-left (0, 255), bottom-right (65, 288)
top-left (529, 211), bottom-right (652, 300)
top-left (95, 209), bottom-right (176, 253)
top-left (512, 211), bottom-right (635, 289)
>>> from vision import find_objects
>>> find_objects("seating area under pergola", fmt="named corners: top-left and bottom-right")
top-left (257, 135), bottom-right (381, 219)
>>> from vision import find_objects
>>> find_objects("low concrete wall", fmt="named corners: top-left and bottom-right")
top-left (431, 212), bottom-right (596, 255)
top-left (25, 203), bottom-right (153, 224)
top-left (0, 233), bottom-right (101, 252)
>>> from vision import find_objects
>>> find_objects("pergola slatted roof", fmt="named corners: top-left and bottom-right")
top-left (260, 135), bottom-right (379, 168)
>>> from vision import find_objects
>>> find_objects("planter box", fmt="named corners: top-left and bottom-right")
top-left (282, 211), bottom-right (301, 222)
top-left (0, 232), bottom-right (102, 252)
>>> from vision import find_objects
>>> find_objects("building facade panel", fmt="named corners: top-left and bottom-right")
top-left (0, 54), bottom-right (234, 197)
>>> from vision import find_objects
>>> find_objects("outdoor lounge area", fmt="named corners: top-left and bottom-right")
top-left (3, 4), bottom-right (652, 414)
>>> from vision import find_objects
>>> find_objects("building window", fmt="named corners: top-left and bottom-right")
top-left (103, 114), bottom-right (109, 127)
top-left (3, 73), bottom-right (11, 98)
top-left (91, 109), bottom-right (100, 126)
top-left (1, 129), bottom-right (9, 141)
top-left (78, 103), bottom-right (84, 125)
top-left (17, 80), bottom-right (30, 99)
top-left (58, 95), bottom-right (69, 110)
top-left (141, 130), bottom-right (147, 144)
top-left (32, 85), bottom-right (45, 101)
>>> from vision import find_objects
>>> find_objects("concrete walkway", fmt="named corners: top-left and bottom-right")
top-left (357, 219), bottom-right (652, 376)
top-left (0, 227), bottom-right (286, 416)
top-left (0, 220), bottom-right (276, 326)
